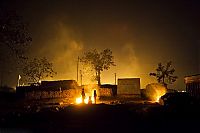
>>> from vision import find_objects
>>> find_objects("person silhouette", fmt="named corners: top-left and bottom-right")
top-left (88, 96), bottom-right (92, 104)
top-left (81, 88), bottom-right (85, 103)
top-left (94, 90), bottom-right (97, 104)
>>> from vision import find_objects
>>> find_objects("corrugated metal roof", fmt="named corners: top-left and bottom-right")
top-left (184, 74), bottom-right (200, 83)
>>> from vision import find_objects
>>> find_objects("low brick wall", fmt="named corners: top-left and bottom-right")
top-left (24, 87), bottom-right (113, 100)
top-left (99, 88), bottom-right (112, 97)
top-left (25, 89), bottom-right (81, 100)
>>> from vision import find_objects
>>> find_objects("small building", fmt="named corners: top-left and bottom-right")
top-left (117, 78), bottom-right (140, 95)
top-left (184, 74), bottom-right (200, 99)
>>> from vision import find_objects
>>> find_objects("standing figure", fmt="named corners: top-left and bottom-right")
top-left (88, 96), bottom-right (92, 104)
top-left (94, 90), bottom-right (97, 104)
top-left (81, 88), bottom-right (85, 103)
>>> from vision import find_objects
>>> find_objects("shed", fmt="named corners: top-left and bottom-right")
top-left (117, 78), bottom-right (140, 95)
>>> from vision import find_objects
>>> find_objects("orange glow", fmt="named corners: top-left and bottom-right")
top-left (153, 88), bottom-right (166, 102)
top-left (75, 96), bottom-right (95, 104)
top-left (76, 97), bottom-right (82, 104)
top-left (156, 97), bottom-right (160, 102)
top-left (75, 89), bottom-right (97, 104)
top-left (145, 83), bottom-right (167, 102)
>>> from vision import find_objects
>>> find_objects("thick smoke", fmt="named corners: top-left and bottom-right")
top-left (145, 83), bottom-right (167, 102)
top-left (28, 21), bottom-right (84, 82)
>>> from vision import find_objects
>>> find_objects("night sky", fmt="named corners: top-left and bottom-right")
top-left (1, 0), bottom-right (200, 90)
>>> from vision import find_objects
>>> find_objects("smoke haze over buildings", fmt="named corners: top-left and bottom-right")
top-left (1, 0), bottom-right (199, 90)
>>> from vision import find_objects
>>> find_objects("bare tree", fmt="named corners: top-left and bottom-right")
top-left (0, 10), bottom-right (32, 86)
top-left (150, 61), bottom-right (178, 88)
top-left (80, 49), bottom-right (115, 86)
top-left (0, 10), bottom-right (32, 59)
top-left (22, 57), bottom-right (56, 83)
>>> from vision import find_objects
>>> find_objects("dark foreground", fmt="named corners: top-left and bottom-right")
top-left (1, 103), bottom-right (200, 133)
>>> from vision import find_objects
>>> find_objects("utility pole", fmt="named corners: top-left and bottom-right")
top-left (0, 70), bottom-right (2, 87)
top-left (0, 67), bottom-right (4, 87)
top-left (114, 73), bottom-right (116, 85)
top-left (77, 56), bottom-right (79, 84)
top-left (18, 75), bottom-right (21, 86)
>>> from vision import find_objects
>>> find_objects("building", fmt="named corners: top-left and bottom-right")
top-left (184, 74), bottom-right (200, 99)
top-left (117, 78), bottom-right (140, 95)
top-left (16, 80), bottom-right (80, 99)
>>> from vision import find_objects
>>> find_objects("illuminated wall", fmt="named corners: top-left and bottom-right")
top-left (117, 78), bottom-right (140, 95)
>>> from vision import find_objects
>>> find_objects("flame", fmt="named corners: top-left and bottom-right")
top-left (154, 88), bottom-right (166, 102)
top-left (75, 89), bottom-right (97, 104)
top-left (155, 96), bottom-right (161, 103)
top-left (145, 83), bottom-right (167, 102)
top-left (75, 96), bottom-right (95, 104)
top-left (76, 97), bottom-right (82, 104)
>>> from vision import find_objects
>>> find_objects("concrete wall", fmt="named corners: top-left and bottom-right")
top-left (117, 78), bottom-right (140, 95)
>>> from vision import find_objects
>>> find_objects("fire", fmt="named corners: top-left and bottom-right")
top-left (155, 96), bottom-right (161, 102)
top-left (75, 95), bottom-right (95, 104)
top-left (75, 89), bottom-right (97, 104)
top-left (154, 88), bottom-right (166, 102)
top-left (145, 83), bottom-right (167, 102)
top-left (76, 97), bottom-right (82, 104)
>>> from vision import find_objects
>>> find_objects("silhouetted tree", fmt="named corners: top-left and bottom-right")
top-left (0, 10), bottom-right (32, 86)
top-left (150, 61), bottom-right (178, 88)
top-left (0, 10), bottom-right (32, 59)
top-left (22, 57), bottom-right (56, 83)
top-left (80, 49), bottom-right (115, 86)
